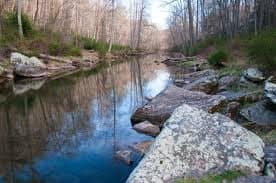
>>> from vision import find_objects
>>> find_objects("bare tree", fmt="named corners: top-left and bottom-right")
top-left (17, 0), bottom-right (24, 39)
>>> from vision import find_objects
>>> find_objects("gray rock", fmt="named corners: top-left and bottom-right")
top-left (11, 52), bottom-right (46, 68)
top-left (14, 64), bottom-right (48, 78)
top-left (175, 69), bottom-right (217, 87)
top-left (243, 68), bottom-right (265, 82)
top-left (265, 145), bottom-right (276, 165)
top-left (232, 176), bottom-right (276, 183)
top-left (11, 53), bottom-right (47, 78)
top-left (218, 76), bottom-right (239, 91)
top-left (133, 121), bottom-right (160, 137)
top-left (115, 150), bottom-right (133, 165)
top-left (130, 141), bottom-right (153, 155)
top-left (265, 76), bottom-right (276, 104)
top-left (131, 85), bottom-right (226, 125)
top-left (127, 104), bottom-right (265, 183)
top-left (184, 74), bottom-right (219, 94)
top-left (240, 100), bottom-right (276, 126)
top-left (219, 91), bottom-right (263, 104)
top-left (226, 102), bottom-right (241, 120)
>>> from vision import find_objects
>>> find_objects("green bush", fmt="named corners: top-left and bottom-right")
top-left (248, 30), bottom-right (276, 68)
top-left (83, 38), bottom-right (97, 50)
top-left (48, 42), bottom-right (61, 56)
top-left (66, 47), bottom-right (82, 56)
top-left (208, 49), bottom-right (228, 66)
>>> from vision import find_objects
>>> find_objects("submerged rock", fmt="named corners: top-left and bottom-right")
top-left (127, 104), bottom-right (265, 183)
top-left (115, 150), bottom-right (133, 165)
top-left (240, 100), bottom-right (276, 126)
top-left (265, 76), bottom-right (276, 105)
top-left (133, 121), bottom-right (160, 137)
top-left (232, 176), bottom-right (276, 183)
top-left (130, 141), bottom-right (153, 155)
top-left (131, 85), bottom-right (226, 125)
top-left (243, 68), bottom-right (265, 82)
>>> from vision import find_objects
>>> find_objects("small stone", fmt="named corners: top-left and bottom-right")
top-left (265, 76), bottom-right (276, 105)
top-left (115, 150), bottom-right (133, 165)
top-left (243, 68), bottom-right (265, 82)
top-left (130, 141), bottom-right (153, 155)
top-left (265, 163), bottom-right (276, 178)
top-left (133, 121), bottom-right (160, 137)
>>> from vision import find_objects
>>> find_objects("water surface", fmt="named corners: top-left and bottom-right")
top-left (0, 55), bottom-right (171, 183)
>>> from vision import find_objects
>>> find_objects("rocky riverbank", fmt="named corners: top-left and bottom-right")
top-left (126, 56), bottom-right (276, 183)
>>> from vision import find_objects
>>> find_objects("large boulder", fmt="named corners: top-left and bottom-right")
top-left (240, 100), bottom-right (276, 126)
top-left (14, 64), bottom-right (48, 78)
top-left (127, 105), bottom-right (265, 183)
top-left (11, 52), bottom-right (47, 78)
top-left (265, 76), bottom-right (276, 105)
top-left (243, 68), bottom-right (265, 82)
top-left (131, 85), bottom-right (226, 125)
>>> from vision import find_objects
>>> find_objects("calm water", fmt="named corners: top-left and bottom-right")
top-left (0, 55), bottom-right (171, 183)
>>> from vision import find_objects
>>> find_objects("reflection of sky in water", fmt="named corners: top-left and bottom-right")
top-left (0, 59), bottom-right (170, 183)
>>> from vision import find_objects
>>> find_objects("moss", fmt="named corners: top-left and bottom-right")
top-left (177, 170), bottom-right (245, 183)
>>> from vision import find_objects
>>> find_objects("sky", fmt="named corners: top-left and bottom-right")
top-left (149, 0), bottom-right (170, 30)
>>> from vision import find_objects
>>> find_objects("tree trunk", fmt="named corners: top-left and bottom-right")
top-left (17, 0), bottom-right (24, 39)
top-left (108, 0), bottom-right (115, 52)
top-left (187, 0), bottom-right (194, 46)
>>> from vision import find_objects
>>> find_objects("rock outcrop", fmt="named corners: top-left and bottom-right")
top-left (127, 104), bottom-right (265, 183)
top-left (243, 68), bottom-right (265, 82)
top-left (265, 76), bottom-right (276, 105)
top-left (131, 85), bottom-right (226, 125)
top-left (10, 52), bottom-right (48, 78)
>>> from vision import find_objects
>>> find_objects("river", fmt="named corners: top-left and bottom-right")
top-left (0, 55), bottom-right (171, 183)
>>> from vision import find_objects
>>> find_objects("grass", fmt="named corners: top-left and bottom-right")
top-left (177, 61), bottom-right (196, 68)
top-left (176, 170), bottom-right (245, 183)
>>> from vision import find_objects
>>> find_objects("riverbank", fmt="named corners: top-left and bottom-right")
top-left (126, 54), bottom-right (276, 183)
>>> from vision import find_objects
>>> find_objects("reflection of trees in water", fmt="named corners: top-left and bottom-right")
top-left (0, 55), bottom-right (167, 182)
